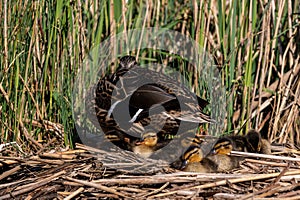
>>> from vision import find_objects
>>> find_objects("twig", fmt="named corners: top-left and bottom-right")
top-left (63, 187), bottom-right (85, 200)
top-left (141, 182), bottom-right (169, 198)
top-left (63, 176), bottom-right (129, 198)
top-left (239, 184), bottom-right (281, 200)
top-left (213, 193), bottom-right (244, 200)
top-left (0, 166), bottom-right (21, 181)
top-left (245, 158), bottom-right (291, 167)
top-left (271, 163), bottom-right (290, 184)
top-left (39, 152), bottom-right (77, 160)
top-left (152, 169), bottom-right (300, 198)
top-left (0, 170), bottom-right (66, 200)
top-left (231, 150), bottom-right (300, 162)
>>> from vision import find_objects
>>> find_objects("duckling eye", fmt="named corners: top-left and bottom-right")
top-left (210, 149), bottom-right (217, 155)
top-left (180, 160), bottom-right (188, 170)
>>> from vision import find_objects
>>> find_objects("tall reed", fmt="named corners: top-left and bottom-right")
top-left (0, 0), bottom-right (299, 151)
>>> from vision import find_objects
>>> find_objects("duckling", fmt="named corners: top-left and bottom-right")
top-left (211, 130), bottom-right (272, 155)
top-left (180, 134), bottom-right (205, 148)
top-left (260, 138), bottom-right (272, 154)
top-left (207, 138), bottom-right (242, 171)
top-left (170, 135), bottom-right (211, 169)
top-left (214, 130), bottom-right (271, 154)
top-left (182, 158), bottom-right (217, 173)
top-left (86, 56), bottom-right (214, 152)
top-left (245, 129), bottom-right (271, 154)
top-left (132, 132), bottom-right (158, 158)
top-left (181, 150), bottom-right (235, 173)
top-left (210, 136), bottom-right (245, 154)
top-left (181, 145), bottom-right (204, 163)
top-left (244, 129), bottom-right (262, 153)
top-left (180, 130), bottom-right (272, 173)
top-left (180, 139), bottom-right (241, 172)
top-left (179, 145), bottom-right (217, 172)
top-left (210, 137), bottom-right (234, 155)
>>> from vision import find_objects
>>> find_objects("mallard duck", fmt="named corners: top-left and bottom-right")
top-left (87, 56), bottom-right (214, 153)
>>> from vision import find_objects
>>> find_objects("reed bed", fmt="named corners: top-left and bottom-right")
top-left (1, 0), bottom-right (299, 148)
top-left (0, 0), bottom-right (300, 198)
top-left (0, 143), bottom-right (300, 199)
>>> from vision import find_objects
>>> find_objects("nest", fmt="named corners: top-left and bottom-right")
top-left (1, 143), bottom-right (300, 199)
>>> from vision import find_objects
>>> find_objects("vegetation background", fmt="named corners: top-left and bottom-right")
top-left (0, 0), bottom-right (299, 152)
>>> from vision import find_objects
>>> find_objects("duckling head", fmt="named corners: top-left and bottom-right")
top-left (136, 132), bottom-right (158, 147)
top-left (245, 129), bottom-right (262, 152)
top-left (180, 145), bottom-right (203, 169)
top-left (133, 132), bottom-right (158, 158)
top-left (180, 135), bottom-right (205, 148)
top-left (210, 137), bottom-right (233, 155)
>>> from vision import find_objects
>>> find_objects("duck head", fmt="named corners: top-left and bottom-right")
top-left (119, 56), bottom-right (137, 69)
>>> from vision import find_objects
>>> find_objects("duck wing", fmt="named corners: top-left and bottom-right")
top-left (129, 84), bottom-right (176, 109)
top-left (128, 83), bottom-right (213, 123)
top-left (127, 84), bottom-right (177, 122)
top-left (197, 96), bottom-right (209, 109)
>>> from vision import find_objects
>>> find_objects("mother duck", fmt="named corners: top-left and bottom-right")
top-left (86, 56), bottom-right (214, 155)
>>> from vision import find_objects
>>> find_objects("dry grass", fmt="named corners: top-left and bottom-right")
top-left (1, 143), bottom-right (300, 199)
